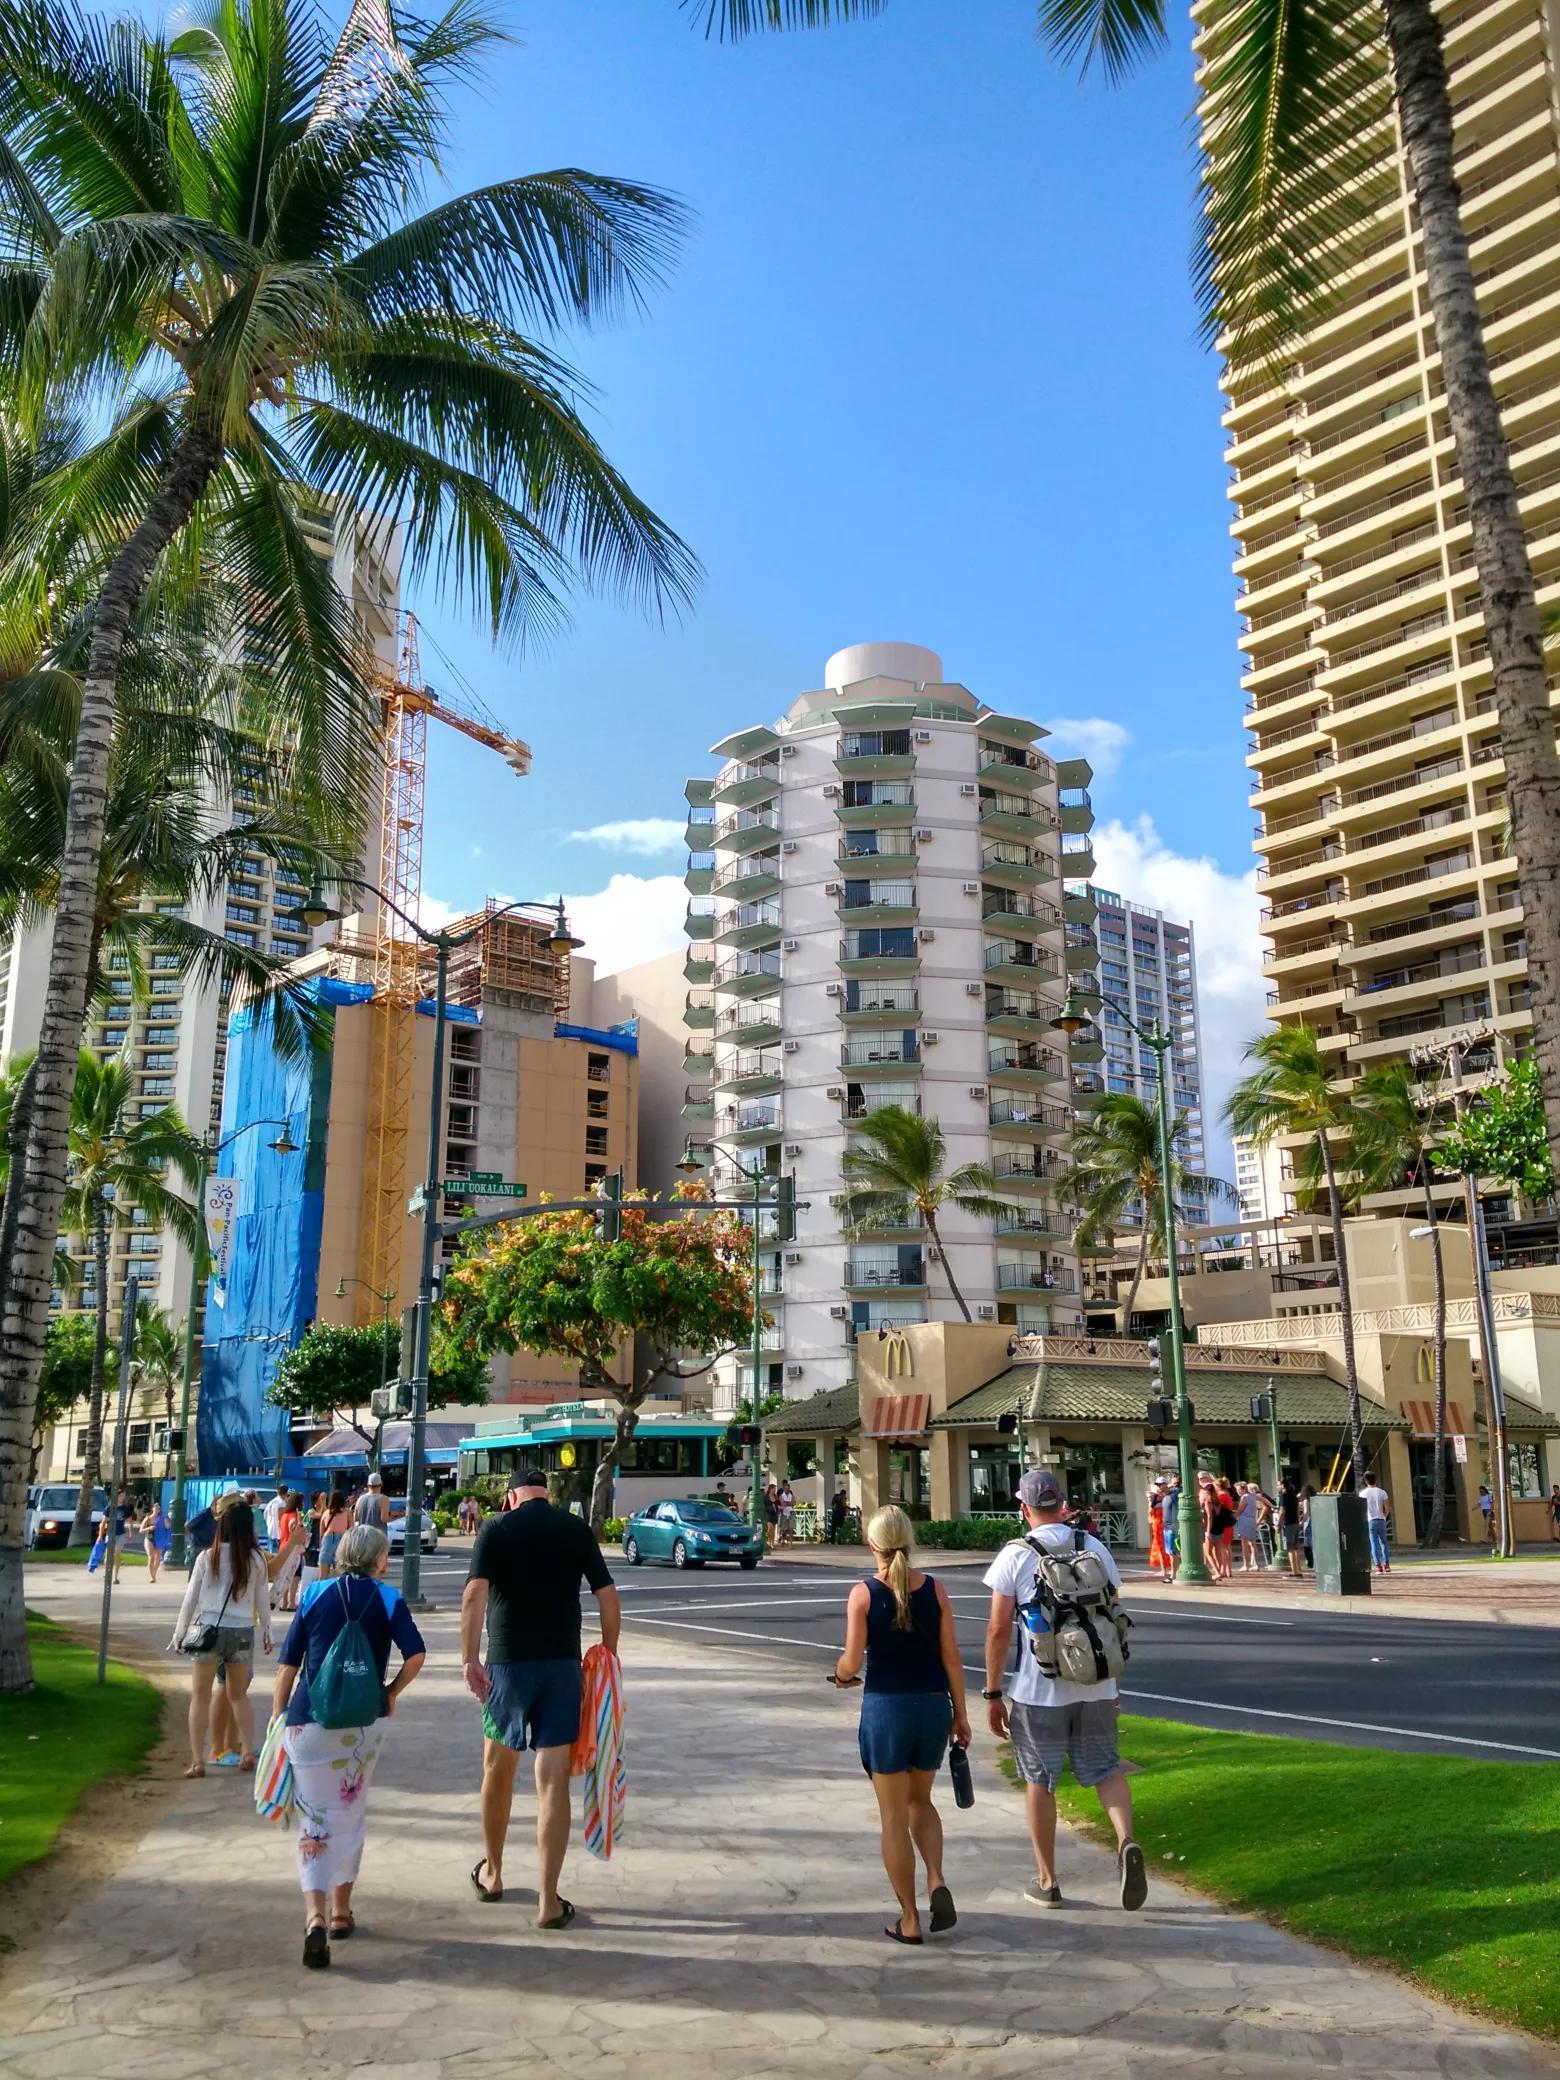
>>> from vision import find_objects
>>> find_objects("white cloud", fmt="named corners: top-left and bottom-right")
top-left (1088, 815), bottom-right (1266, 1179)
top-left (564, 874), bottom-right (688, 978)
top-left (1042, 716), bottom-right (1132, 783)
top-left (566, 817), bottom-right (686, 857)
top-left (414, 892), bottom-right (466, 933)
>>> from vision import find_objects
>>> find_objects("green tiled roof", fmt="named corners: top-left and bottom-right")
top-left (933, 1363), bottom-right (1409, 1432)
top-left (1500, 1394), bottom-right (1559, 1433)
top-left (764, 1382), bottom-right (861, 1436)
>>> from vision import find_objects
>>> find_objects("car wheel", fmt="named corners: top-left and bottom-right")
top-left (672, 1539), bottom-right (690, 1569)
top-left (624, 1536), bottom-right (643, 1566)
top-left (739, 1554), bottom-right (760, 1570)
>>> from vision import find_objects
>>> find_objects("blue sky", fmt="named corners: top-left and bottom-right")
top-left (389, 0), bottom-right (1264, 1134)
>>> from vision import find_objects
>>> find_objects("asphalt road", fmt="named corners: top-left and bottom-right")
top-left (420, 1548), bottom-right (1560, 1763)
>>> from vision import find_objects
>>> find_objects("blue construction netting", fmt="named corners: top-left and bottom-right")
top-left (196, 979), bottom-right (371, 1473)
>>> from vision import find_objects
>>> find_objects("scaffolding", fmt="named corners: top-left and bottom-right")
top-left (423, 901), bottom-right (571, 1020)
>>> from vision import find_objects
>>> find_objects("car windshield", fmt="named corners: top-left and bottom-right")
top-left (677, 1502), bottom-right (739, 1525)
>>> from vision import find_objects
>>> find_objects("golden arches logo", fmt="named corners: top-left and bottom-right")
top-left (1414, 1344), bottom-right (1435, 1387)
top-left (884, 1332), bottom-right (914, 1379)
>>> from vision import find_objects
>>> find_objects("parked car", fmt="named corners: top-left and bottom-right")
top-left (25, 1484), bottom-right (107, 1549)
top-left (386, 1503), bottom-right (438, 1555)
top-left (622, 1499), bottom-right (763, 1570)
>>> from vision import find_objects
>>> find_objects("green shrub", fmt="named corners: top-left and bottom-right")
top-left (920, 1516), bottom-right (1021, 1550)
top-left (602, 1517), bottom-right (626, 1543)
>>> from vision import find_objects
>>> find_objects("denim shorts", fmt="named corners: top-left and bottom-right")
top-left (482, 1658), bottom-right (582, 1752)
top-left (858, 1689), bottom-right (952, 1776)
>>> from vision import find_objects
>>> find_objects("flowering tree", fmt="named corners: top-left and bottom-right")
top-left (434, 1191), bottom-right (756, 1527)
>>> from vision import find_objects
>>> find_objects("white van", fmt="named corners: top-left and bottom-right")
top-left (24, 1484), bottom-right (108, 1549)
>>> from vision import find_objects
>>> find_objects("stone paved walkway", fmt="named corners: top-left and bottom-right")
top-left (4, 1569), bottom-right (1557, 2080)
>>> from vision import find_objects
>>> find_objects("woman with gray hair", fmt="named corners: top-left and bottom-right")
top-left (272, 1523), bottom-right (426, 1969)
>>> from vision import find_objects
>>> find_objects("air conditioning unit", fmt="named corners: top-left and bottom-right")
top-left (824, 881), bottom-right (842, 895)
top-left (782, 938), bottom-right (799, 951)
top-left (829, 1304), bottom-right (849, 1319)
top-left (780, 743), bottom-right (798, 756)
top-left (825, 1085), bottom-right (843, 1099)
top-left (965, 982), bottom-right (983, 997)
top-left (822, 784), bottom-right (840, 797)
top-left (918, 929), bottom-right (935, 942)
top-left (785, 1142), bottom-right (803, 1156)
top-left (913, 828), bottom-right (934, 842)
top-left (786, 1364), bottom-right (805, 1380)
top-left (976, 1304), bottom-right (995, 1320)
top-left (914, 729), bottom-right (933, 742)
top-left (785, 1250), bottom-right (804, 1264)
top-left (922, 1031), bottom-right (939, 1045)
top-left (968, 1084), bottom-right (987, 1099)
top-left (959, 783), bottom-right (977, 797)
top-left (782, 841), bottom-right (799, 854)
top-left (962, 881), bottom-right (980, 895)
top-left (783, 1039), bottom-right (800, 1053)
top-left (824, 982), bottom-right (843, 996)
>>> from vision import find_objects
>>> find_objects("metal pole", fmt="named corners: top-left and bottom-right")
top-left (1266, 1374), bottom-right (1284, 1571)
top-left (1156, 1032), bottom-right (1208, 1584)
top-left (168, 1144), bottom-right (209, 1567)
top-left (750, 1169), bottom-right (765, 1541)
top-left (402, 936), bottom-right (448, 1604)
top-left (1448, 1044), bottom-right (1514, 1559)
top-left (97, 1277), bottom-right (139, 1684)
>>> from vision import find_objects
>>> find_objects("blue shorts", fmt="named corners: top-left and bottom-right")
top-left (483, 1659), bottom-right (582, 1752)
top-left (858, 1690), bottom-right (951, 1776)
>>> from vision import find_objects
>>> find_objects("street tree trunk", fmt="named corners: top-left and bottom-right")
top-left (923, 1209), bottom-right (972, 1322)
top-left (1422, 1184), bottom-right (1449, 1548)
top-left (0, 419), bottom-right (223, 1692)
top-left (1318, 1134), bottom-right (1367, 1489)
top-left (587, 1366), bottom-right (643, 1532)
top-left (1384, 0), bottom-right (1560, 1171)
top-left (70, 1203), bottom-right (112, 1545)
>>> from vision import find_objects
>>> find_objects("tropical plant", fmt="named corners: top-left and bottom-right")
top-left (0, 0), bottom-right (697, 1692)
top-left (130, 1300), bottom-right (184, 1481)
top-left (266, 1318), bottom-right (488, 1447)
top-left (32, 1313), bottom-right (97, 1483)
top-left (833, 1106), bottom-right (1015, 1323)
top-left (1059, 1092), bottom-right (1234, 1328)
top-left (1438, 1056), bottom-right (1553, 1204)
top-left (1353, 1061), bottom-right (1453, 1546)
top-left (59, 1051), bottom-right (200, 1541)
top-left (1226, 1025), bottom-right (1368, 1487)
top-left (435, 1196), bottom-right (755, 1528)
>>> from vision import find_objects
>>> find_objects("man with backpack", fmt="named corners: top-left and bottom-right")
top-left (982, 1468), bottom-right (1147, 1913)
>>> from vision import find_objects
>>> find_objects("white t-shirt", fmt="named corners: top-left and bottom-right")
top-left (263, 1494), bottom-right (284, 1541)
top-left (983, 1524), bottom-right (1123, 1709)
top-left (1360, 1484), bottom-right (1390, 1522)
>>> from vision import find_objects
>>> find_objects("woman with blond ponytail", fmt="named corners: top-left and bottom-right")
top-left (833, 1504), bottom-right (971, 1945)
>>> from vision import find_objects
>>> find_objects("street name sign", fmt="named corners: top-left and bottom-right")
top-left (442, 1174), bottom-right (527, 1199)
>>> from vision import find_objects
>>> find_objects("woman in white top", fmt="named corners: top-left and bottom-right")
top-left (170, 1499), bottom-right (273, 1776)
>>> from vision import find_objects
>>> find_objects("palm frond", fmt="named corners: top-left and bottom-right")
top-left (679, 0), bottom-right (884, 40)
top-left (1037, 0), bottom-right (1168, 84)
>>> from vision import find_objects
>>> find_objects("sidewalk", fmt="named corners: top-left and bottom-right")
top-left (4, 1568), bottom-right (1557, 2079)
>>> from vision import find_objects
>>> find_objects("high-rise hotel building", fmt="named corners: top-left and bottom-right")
top-left (1216, 0), bottom-right (1552, 1168)
top-left (680, 642), bottom-right (1097, 1411)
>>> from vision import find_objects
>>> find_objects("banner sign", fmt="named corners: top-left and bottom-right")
top-left (204, 1174), bottom-right (241, 1306)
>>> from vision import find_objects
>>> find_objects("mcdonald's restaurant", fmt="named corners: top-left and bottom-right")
top-left (762, 1319), bottom-right (1560, 1545)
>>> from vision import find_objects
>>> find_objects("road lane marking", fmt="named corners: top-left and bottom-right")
top-left (1118, 1688), bottom-right (1560, 1759)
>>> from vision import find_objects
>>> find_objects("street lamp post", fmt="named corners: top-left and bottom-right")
top-left (1052, 986), bottom-right (1210, 1584)
top-left (292, 878), bottom-right (580, 1602)
top-left (336, 1275), bottom-right (396, 1468)
top-left (169, 1117), bottom-right (299, 1566)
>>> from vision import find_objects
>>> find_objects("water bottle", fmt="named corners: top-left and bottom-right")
top-left (947, 1740), bottom-right (975, 1810)
top-left (1022, 1604), bottom-right (1050, 1639)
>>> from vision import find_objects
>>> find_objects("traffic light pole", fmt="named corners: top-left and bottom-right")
top-left (1264, 1374), bottom-right (1284, 1571)
top-left (1153, 1035), bottom-right (1209, 1585)
top-left (401, 937), bottom-right (448, 1607)
top-left (750, 1167), bottom-right (765, 1542)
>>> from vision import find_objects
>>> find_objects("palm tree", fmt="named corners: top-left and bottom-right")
top-left (1354, 1061), bottom-right (1453, 1546)
top-left (834, 1105), bottom-right (1015, 1323)
top-left (698, 0), bottom-right (1560, 1177)
top-left (1226, 1025), bottom-right (1368, 1488)
top-left (59, 1052), bottom-right (200, 1541)
top-left (130, 1301), bottom-right (184, 1482)
top-left (0, 0), bottom-right (696, 1687)
top-left (1061, 1093), bottom-right (1234, 1331)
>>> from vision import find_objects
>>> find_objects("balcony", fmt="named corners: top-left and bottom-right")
top-left (845, 1257), bottom-right (927, 1290)
top-left (1066, 926), bottom-right (1099, 973)
top-left (995, 1263), bottom-right (1077, 1292)
top-left (838, 880), bottom-right (918, 925)
top-left (712, 853), bottom-right (781, 902)
top-left (984, 941), bottom-right (1060, 986)
top-left (986, 992), bottom-right (1057, 1039)
top-left (684, 989), bottom-right (714, 1029)
top-left (683, 1038), bottom-right (714, 1076)
top-left (685, 851), bottom-right (715, 895)
top-left (1063, 885), bottom-right (1099, 926)
top-left (1059, 787), bottom-right (1093, 834)
top-left (716, 900), bottom-right (782, 949)
top-left (714, 950), bottom-right (783, 995)
top-left (991, 1151), bottom-right (1065, 1189)
top-left (836, 729), bottom-right (914, 778)
top-left (982, 842), bottom-right (1054, 889)
top-left (978, 741), bottom-right (1054, 789)
top-left (834, 781), bottom-right (915, 824)
top-left (715, 1000), bottom-right (782, 1048)
top-left (684, 942), bottom-right (715, 983)
top-left (682, 1083), bottom-right (714, 1119)
top-left (841, 983), bottom-right (920, 1024)
top-left (714, 1049), bottom-right (784, 1095)
top-left (719, 1101), bottom-right (783, 1141)
top-left (1068, 1022), bottom-right (1105, 1062)
top-left (713, 807), bottom-right (781, 855)
top-left (839, 930), bottom-right (919, 977)
top-left (989, 1098), bottom-right (1069, 1137)
top-left (837, 838), bottom-right (917, 874)
top-left (685, 804), bottom-right (716, 850)
top-left (841, 1039), bottom-right (920, 1071)
top-left (984, 891), bottom-right (1061, 935)
top-left (979, 790), bottom-right (1056, 839)
top-left (996, 1211), bottom-right (1067, 1245)
top-left (713, 757), bottom-right (781, 805)
top-left (844, 1090), bottom-right (921, 1121)
top-left (1061, 840), bottom-right (1096, 879)
top-left (685, 897), bottom-right (717, 939)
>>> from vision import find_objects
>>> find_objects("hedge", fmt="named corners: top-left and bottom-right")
top-left (920, 1516), bottom-right (1022, 1550)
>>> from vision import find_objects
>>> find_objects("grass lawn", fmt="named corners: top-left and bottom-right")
top-left (1027, 1716), bottom-right (1560, 2040)
top-left (0, 1612), bottom-right (162, 1889)
top-left (25, 1546), bottom-right (147, 1566)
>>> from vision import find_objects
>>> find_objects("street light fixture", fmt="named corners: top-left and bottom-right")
top-left (1050, 984), bottom-right (1210, 1584)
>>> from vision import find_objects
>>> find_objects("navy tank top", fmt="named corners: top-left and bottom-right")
top-left (863, 1574), bottom-right (947, 1695)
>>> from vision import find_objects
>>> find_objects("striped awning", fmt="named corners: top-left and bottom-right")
top-left (863, 1393), bottom-right (931, 1439)
top-left (1401, 1398), bottom-right (1472, 1439)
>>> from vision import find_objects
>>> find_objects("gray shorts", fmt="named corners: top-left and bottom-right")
top-left (1009, 1698), bottom-right (1121, 1791)
top-left (191, 1626), bottom-right (254, 1669)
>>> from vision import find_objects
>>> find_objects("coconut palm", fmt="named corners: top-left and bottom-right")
top-left (1060, 1093), bottom-right (1234, 1331)
top-left (59, 1052), bottom-right (201, 1541)
top-left (1226, 1025), bottom-right (1368, 1487)
top-left (0, 0), bottom-right (696, 1688)
top-left (131, 1301), bottom-right (184, 1481)
top-left (1354, 1060), bottom-right (1456, 1546)
top-left (698, 0), bottom-right (1560, 1177)
top-left (835, 1105), bottom-right (1016, 1323)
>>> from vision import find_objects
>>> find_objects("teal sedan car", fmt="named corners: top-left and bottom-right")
top-left (622, 1499), bottom-right (763, 1570)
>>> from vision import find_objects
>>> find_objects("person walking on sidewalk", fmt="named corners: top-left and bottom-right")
top-left (461, 1466), bottom-right (621, 1929)
top-left (982, 1468), bottom-right (1148, 1914)
top-left (273, 1524), bottom-right (426, 1970)
top-left (1159, 1478), bottom-right (1178, 1582)
top-left (169, 1497), bottom-right (272, 1776)
top-left (832, 1505), bottom-right (971, 1946)
top-left (1277, 1477), bottom-right (1303, 1578)
top-left (1478, 1483), bottom-right (1496, 1545)
top-left (1549, 1483), bottom-right (1560, 1543)
top-left (1235, 1483), bottom-right (1262, 1573)
top-left (1360, 1475), bottom-right (1393, 1574)
top-left (355, 1472), bottom-right (390, 1529)
top-left (140, 1499), bottom-right (172, 1584)
top-left (318, 1490), bottom-right (352, 1577)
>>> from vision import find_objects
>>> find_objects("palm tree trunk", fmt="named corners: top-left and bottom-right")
top-left (923, 1211), bottom-right (972, 1322)
top-left (0, 420), bottom-right (222, 1690)
top-left (1383, 0), bottom-right (1560, 1171)
top-left (1318, 1134), bottom-right (1367, 1489)
top-left (1422, 1185), bottom-right (1449, 1548)
top-left (1121, 1224), bottom-right (1151, 1332)
top-left (71, 1205), bottom-right (111, 1545)
top-left (163, 1375), bottom-right (177, 1482)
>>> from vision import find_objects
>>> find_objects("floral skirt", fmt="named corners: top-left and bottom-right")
top-left (285, 1720), bottom-right (386, 1894)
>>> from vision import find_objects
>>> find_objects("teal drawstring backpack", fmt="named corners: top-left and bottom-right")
top-left (310, 1580), bottom-right (384, 1728)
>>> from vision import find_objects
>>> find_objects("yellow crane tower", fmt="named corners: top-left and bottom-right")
top-left (356, 617), bottom-right (532, 1320)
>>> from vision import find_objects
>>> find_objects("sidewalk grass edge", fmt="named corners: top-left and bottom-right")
top-left (1001, 1714), bottom-right (1559, 2043)
top-left (0, 1612), bottom-right (163, 1893)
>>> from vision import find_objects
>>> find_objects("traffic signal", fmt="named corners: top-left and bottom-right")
top-left (372, 1382), bottom-right (413, 1419)
top-left (996, 1412), bottom-right (1018, 1436)
top-left (773, 1172), bottom-right (797, 1243)
top-left (596, 1167), bottom-right (624, 1244)
top-left (739, 1424), bottom-right (761, 1447)
top-left (1145, 1336), bottom-right (1172, 1429)
top-left (1250, 1393), bottom-right (1272, 1424)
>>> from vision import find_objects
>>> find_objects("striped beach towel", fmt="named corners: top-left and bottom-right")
top-left (571, 1643), bottom-right (625, 1860)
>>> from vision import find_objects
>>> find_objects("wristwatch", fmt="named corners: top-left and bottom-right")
top-left (981, 1687), bottom-right (1004, 1702)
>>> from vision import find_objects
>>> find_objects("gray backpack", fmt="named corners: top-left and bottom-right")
top-left (1016, 1527), bottom-right (1132, 1686)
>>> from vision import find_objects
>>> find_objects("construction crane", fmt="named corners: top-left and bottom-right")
top-left (357, 616), bottom-right (532, 1321)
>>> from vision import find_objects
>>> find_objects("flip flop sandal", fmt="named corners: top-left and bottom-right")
top-left (329, 1915), bottom-right (355, 1939)
top-left (182, 1763), bottom-right (205, 1779)
top-left (539, 1900), bottom-right (576, 1931)
top-left (239, 1754), bottom-right (258, 1774)
top-left (884, 1923), bottom-right (924, 1946)
top-left (212, 1751), bottom-right (242, 1769)
top-left (302, 1924), bottom-right (330, 1970)
top-left (928, 1886), bottom-right (957, 1933)
top-left (470, 1861), bottom-right (502, 1903)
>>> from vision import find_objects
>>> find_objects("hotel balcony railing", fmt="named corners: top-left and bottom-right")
top-left (842, 985), bottom-right (919, 1015)
top-left (840, 781), bottom-right (915, 807)
top-left (713, 951), bottom-right (783, 987)
top-left (844, 1094), bottom-right (922, 1120)
top-left (1362, 899), bottom-right (1481, 946)
top-left (989, 1100), bottom-right (1070, 1130)
top-left (979, 742), bottom-right (1054, 778)
top-left (842, 1040), bottom-right (919, 1068)
top-left (1351, 803), bottom-right (1466, 853)
top-left (991, 1151), bottom-right (1067, 1182)
top-left (984, 891), bottom-right (1061, 925)
top-left (1361, 852), bottom-right (1474, 899)
top-left (719, 1103), bottom-right (783, 1133)
top-left (1352, 949), bottom-right (1485, 996)
top-left (845, 1260), bottom-right (926, 1289)
top-left (1342, 754), bottom-right (1464, 808)
top-left (714, 807), bottom-right (780, 843)
top-left (983, 944), bottom-right (1061, 975)
top-left (995, 1265), bottom-right (1077, 1292)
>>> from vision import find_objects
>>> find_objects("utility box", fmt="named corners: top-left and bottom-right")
top-left (1311, 1491), bottom-right (1371, 1597)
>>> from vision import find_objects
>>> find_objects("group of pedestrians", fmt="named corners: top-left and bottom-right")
top-left (762, 1479), bottom-right (797, 1547)
top-left (1145, 1470), bottom-right (1387, 1582)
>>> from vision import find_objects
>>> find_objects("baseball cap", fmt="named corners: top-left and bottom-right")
top-left (367, 1472), bottom-right (383, 1488)
top-left (508, 1463), bottom-right (546, 1490)
top-left (1015, 1467), bottom-right (1063, 1510)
